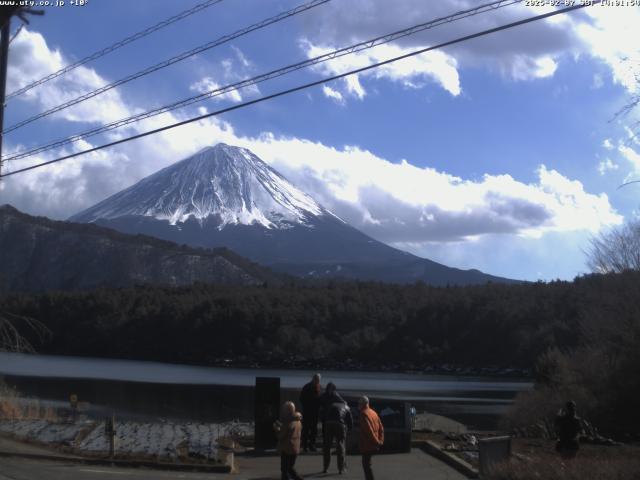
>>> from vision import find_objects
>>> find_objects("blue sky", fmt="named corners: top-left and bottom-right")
top-left (2, 0), bottom-right (639, 281)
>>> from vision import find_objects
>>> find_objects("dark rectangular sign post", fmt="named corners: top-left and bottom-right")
top-left (254, 377), bottom-right (280, 451)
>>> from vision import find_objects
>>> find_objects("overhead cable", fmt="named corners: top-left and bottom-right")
top-left (0, 1), bottom-right (599, 179)
top-left (2, 0), bottom-right (330, 134)
top-left (6, 0), bottom-right (225, 101)
top-left (4, 0), bottom-right (521, 162)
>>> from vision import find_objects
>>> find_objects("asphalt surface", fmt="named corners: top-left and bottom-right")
top-left (0, 449), bottom-right (467, 480)
top-left (0, 458), bottom-right (220, 480)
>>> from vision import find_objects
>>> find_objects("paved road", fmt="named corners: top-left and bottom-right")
top-left (0, 449), bottom-right (467, 479)
top-left (0, 457), bottom-right (221, 479)
top-left (237, 449), bottom-right (468, 479)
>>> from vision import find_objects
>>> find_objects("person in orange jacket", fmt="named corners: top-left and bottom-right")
top-left (358, 396), bottom-right (384, 480)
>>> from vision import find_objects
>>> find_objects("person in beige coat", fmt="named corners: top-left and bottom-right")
top-left (274, 401), bottom-right (304, 480)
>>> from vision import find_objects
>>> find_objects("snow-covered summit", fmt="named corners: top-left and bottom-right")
top-left (70, 143), bottom-right (329, 229)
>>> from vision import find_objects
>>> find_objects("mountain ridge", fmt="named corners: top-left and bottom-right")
top-left (0, 204), bottom-right (283, 292)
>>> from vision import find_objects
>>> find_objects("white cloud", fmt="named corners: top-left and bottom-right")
top-left (299, 0), bottom-right (579, 90)
top-left (322, 85), bottom-right (344, 104)
top-left (624, 126), bottom-right (640, 146)
top-left (7, 28), bottom-right (63, 89)
top-left (576, 5), bottom-right (640, 93)
top-left (238, 138), bottom-right (622, 243)
top-left (598, 158), bottom-right (619, 175)
top-left (506, 55), bottom-right (558, 81)
top-left (598, 136), bottom-right (640, 183)
top-left (592, 73), bottom-right (604, 89)
top-left (303, 41), bottom-right (461, 101)
top-left (345, 75), bottom-right (366, 100)
top-left (231, 45), bottom-right (251, 68)
top-left (188, 46), bottom-right (260, 104)
top-left (7, 29), bottom-right (132, 125)
top-left (189, 77), bottom-right (243, 103)
top-left (619, 145), bottom-right (640, 173)
top-left (299, 0), bottom-right (640, 97)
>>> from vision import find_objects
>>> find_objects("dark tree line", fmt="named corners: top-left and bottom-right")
top-left (1, 271), bottom-right (638, 374)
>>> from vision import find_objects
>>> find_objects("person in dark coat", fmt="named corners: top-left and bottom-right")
top-left (319, 382), bottom-right (346, 418)
top-left (555, 400), bottom-right (582, 459)
top-left (299, 373), bottom-right (322, 452)
top-left (274, 401), bottom-right (304, 480)
top-left (319, 383), bottom-right (352, 474)
top-left (319, 382), bottom-right (346, 440)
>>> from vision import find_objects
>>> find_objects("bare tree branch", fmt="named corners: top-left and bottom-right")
top-left (587, 219), bottom-right (640, 274)
top-left (611, 60), bottom-right (640, 143)
top-left (0, 310), bottom-right (50, 353)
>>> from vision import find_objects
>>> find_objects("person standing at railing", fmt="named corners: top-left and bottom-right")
top-left (299, 373), bottom-right (322, 452)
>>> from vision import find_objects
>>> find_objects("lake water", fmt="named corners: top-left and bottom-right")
top-left (0, 352), bottom-right (532, 429)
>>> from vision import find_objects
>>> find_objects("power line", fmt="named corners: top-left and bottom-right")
top-left (5, 0), bottom-right (224, 101)
top-left (618, 179), bottom-right (640, 189)
top-left (0, 1), bottom-right (598, 179)
top-left (4, 0), bottom-right (522, 163)
top-left (3, 0), bottom-right (331, 135)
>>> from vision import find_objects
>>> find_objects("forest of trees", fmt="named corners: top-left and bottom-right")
top-left (0, 270), bottom-right (637, 372)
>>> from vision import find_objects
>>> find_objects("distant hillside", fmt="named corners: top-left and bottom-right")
top-left (0, 205), bottom-right (282, 292)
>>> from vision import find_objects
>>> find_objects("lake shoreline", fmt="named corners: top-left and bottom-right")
top-left (0, 352), bottom-right (532, 430)
top-left (1, 351), bottom-right (533, 381)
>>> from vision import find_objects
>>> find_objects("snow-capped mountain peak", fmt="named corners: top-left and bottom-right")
top-left (69, 143), bottom-right (514, 286)
top-left (70, 143), bottom-right (331, 229)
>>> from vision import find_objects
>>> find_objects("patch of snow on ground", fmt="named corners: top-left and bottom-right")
top-left (0, 419), bottom-right (253, 459)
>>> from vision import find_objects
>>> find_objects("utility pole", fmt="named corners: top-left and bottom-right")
top-left (0, 16), bottom-right (10, 177)
top-left (0, 7), bottom-right (43, 177)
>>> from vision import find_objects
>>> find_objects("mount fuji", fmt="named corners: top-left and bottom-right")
top-left (70, 143), bottom-right (513, 285)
